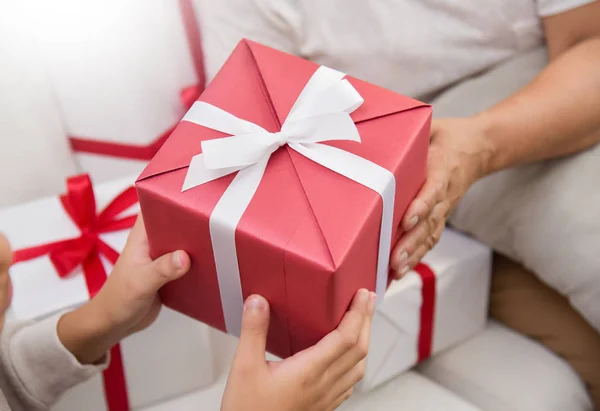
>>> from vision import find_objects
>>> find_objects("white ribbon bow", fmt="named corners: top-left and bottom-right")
top-left (182, 66), bottom-right (396, 336)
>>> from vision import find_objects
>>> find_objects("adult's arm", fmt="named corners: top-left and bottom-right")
top-left (391, 2), bottom-right (600, 275)
top-left (476, 2), bottom-right (600, 174)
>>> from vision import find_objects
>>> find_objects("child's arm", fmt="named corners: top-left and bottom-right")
top-left (0, 315), bottom-right (108, 411)
top-left (0, 217), bottom-right (190, 410)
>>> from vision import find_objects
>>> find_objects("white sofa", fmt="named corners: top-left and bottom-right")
top-left (0, 5), bottom-right (591, 409)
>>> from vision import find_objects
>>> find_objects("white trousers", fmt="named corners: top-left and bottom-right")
top-left (433, 47), bottom-right (600, 332)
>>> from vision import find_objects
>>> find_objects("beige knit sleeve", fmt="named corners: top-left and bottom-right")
top-left (0, 313), bottom-right (108, 411)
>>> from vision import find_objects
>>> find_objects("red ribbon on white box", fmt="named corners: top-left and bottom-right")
top-left (12, 174), bottom-right (138, 411)
top-left (414, 262), bottom-right (436, 362)
top-left (68, 0), bottom-right (205, 161)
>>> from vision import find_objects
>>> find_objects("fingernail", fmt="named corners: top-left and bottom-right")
top-left (244, 295), bottom-right (265, 313)
top-left (397, 251), bottom-right (408, 264)
top-left (368, 292), bottom-right (377, 313)
top-left (172, 251), bottom-right (183, 269)
top-left (369, 292), bottom-right (377, 305)
top-left (406, 216), bottom-right (419, 230)
top-left (359, 288), bottom-right (369, 302)
top-left (399, 265), bottom-right (410, 277)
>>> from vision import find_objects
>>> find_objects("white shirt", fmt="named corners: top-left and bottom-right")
top-left (197, 0), bottom-right (595, 100)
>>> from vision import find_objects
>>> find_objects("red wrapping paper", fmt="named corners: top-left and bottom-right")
top-left (136, 40), bottom-right (431, 357)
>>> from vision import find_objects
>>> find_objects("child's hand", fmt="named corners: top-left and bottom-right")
top-left (221, 289), bottom-right (376, 411)
top-left (0, 234), bottom-right (13, 331)
top-left (58, 216), bottom-right (191, 364)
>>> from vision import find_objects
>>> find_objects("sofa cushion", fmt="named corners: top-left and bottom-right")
top-left (418, 321), bottom-right (592, 411)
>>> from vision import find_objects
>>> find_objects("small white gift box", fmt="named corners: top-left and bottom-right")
top-left (0, 2), bottom-right (77, 206)
top-left (2, 174), bottom-right (215, 409)
top-left (360, 229), bottom-right (491, 391)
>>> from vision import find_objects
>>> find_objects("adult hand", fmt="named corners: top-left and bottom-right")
top-left (391, 117), bottom-right (493, 277)
top-left (221, 289), bottom-right (376, 411)
top-left (58, 215), bottom-right (191, 364)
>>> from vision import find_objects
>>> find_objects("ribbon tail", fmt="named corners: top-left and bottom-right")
top-left (290, 142), bottom-right (396, 303)
top-left (97, 239), bottom-right (121, 266)
top-left (99, 215), bottom-right (138, 234)
top-left (182, 101), bottom-right (268, 136)
top-left (182, 153), bottom-right (245, 191)
top-left (12, 239), bottom-right (72, 266)
top-left (209, 156), bottom-right (271, 336)
top-left (103, 344), bottom-right (131, 411)
top-left (81, 245), bottom-right (108, 299)
top-left (414, 263), bottom-right (436, 362)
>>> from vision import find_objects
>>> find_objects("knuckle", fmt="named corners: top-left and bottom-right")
top-left (157, 262), bottom-right (173, 281)
top-left (358, 364), bottom-right (366, 380)
top-left (356, 341), bottom-right (369, 359)
top-left (346, 388), bottom-right (355, 399)
top-left (339, 332), bottom-right (358, 352)
top-left (301, 370), bottom-right (319, 390)
top-left (427, 218), bottom-right (439, 233)
top-left (425, 235), bottom-right (437, 250)
top-left (427, 214), bottom-right (440, 231)
top-left (123, 273), bottom-right (146, 299)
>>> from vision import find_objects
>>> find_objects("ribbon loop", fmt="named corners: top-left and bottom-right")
top-left (201, 132), bottom-right (279, 170)
top-left (61, 175), bottom-right (97, 232)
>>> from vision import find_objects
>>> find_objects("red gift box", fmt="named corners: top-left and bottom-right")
top-left (136, 40), bottom-right (431, 358)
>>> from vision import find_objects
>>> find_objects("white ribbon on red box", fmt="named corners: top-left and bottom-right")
top-left (181, 66), bottom-right (397, 336)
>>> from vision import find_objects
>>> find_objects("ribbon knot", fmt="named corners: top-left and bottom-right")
top-left (271, 131), bottom-right (287, 147)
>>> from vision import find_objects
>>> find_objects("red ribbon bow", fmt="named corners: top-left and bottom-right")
top-left (13, 174), bottom-right (138, 297)
top-left (12, 174), bottom-right (138, 411)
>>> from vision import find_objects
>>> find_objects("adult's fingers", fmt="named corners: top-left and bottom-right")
top-left (233, 295), bottom-right (270, 370)
top-left (392, 219), bottom-right (430, 273)
top-left (400, 160), bottom-right (448, 233)
top-left (298, 289), bottom-right (371, 374)
top-left (392, 201), bottom-right (448, 278)
top-left (326, 292), bottom-right (375, 380)
top-left (403, 222), bottom-right (445, 272)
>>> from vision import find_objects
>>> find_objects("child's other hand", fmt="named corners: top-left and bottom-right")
top-left (221, 289), bottom-right (375, 411)
top-left (0, 234), bottom-right (13, 331)
top-left (58, 215), bottom-right (190, 364)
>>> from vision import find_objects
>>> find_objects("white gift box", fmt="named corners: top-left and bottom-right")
top-left (28, 0), bottom-right (204, 183)
top-left (360, 229), bottom-right (491, 391)
top-left (0, 2), bottom-right (77, 206)
top-left (2, 175), bottom-right (215, 409)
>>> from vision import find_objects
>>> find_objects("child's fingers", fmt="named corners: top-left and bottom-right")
top-left (144, 250), bottom-right (191, 292)
top-left (0, 233), bottom-right (12, 271)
